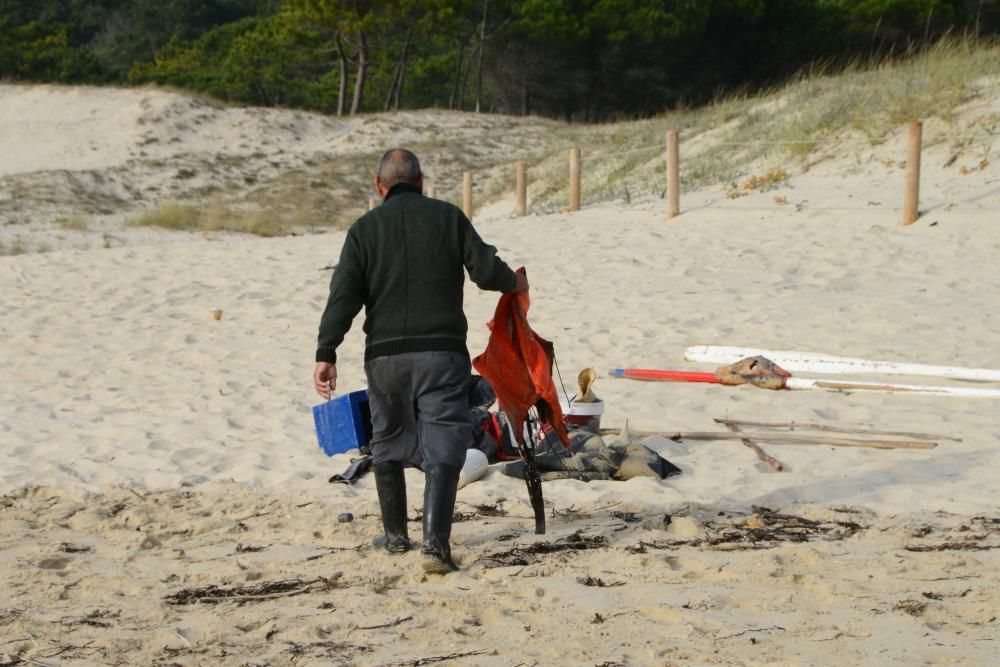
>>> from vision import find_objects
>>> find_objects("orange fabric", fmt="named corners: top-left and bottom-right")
top-left (472, 279), bottom-right (570, 451)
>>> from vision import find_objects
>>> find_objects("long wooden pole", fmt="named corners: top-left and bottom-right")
top-left (666, 131), bottom-right (679, 218)
top-left (569, 148), bottom-right (581, 212)
top-left (600, 428), bottom-right (936, 449)
top-left (463, 171), bottom-right (473, 219)
top-left (368, 199), bottom-right (376, 211)
top-left (667, 431), bottom-right (936, 450)
top-left (903, 121), bottom-right (922, 225)
top-left (425, 185), bottom-right (435, 198)
top-left (515, 161), bottom-right (527, 216)
top-left (713, 418), bottom-right (962, 442)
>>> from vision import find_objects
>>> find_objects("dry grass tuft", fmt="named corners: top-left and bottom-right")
top-left (126, 199), bottom-right (290, 237)
top-left (55, 214), bottom-right (90, 231)
top-left (0, 239), bottom-right (27, 256)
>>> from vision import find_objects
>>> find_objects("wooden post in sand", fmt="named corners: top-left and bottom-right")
top-left (368, 199), bottom-right (376, 211)
top-left (903, 121), bottom-right (922, 225)
top-left (666, 131), bottom-right (680, 218)
top-left (515, 161), bottom-right (527, 216)
top-left (569, 148), bottom-right (581, 212)
top-left (463, 171), bottom-right (473, 219)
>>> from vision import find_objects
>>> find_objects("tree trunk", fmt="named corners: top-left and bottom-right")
top-left (384, 63), bottom-right (400, 111)
top-left (458, 43), bottom-right (478, 110)
top-left (393, 29), bottom-right (412, 111)
top-left (449, 42), bottom-right (466, 110)
top-left (335, 32), bottom-right (348, 117)
top-left (521, 81), bottom-right (529, 116)
top-left (383, 28), bottom-right (412, 112)
top-left (350, 30), bottom-right (368, 115)
top-left (475, 0), bottom-right (488, 113)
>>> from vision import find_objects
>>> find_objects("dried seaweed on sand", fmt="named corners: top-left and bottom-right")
top-left (478, 531), bottom-right (608, 568)
top-left (165, 575), bottom-right (342, 605)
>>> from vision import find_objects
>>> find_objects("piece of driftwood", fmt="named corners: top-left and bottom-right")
top-left (385, 649), bottom-right (489, 666)
top-left (355, 615), bottom-right (413, 631)
top-left (724, 422), bottom-right (784, 471)
top-left (714, 418), bottom-right (962, 442)
top-left (904, 542), bottom-right (999, 552)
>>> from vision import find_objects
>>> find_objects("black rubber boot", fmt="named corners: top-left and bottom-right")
top-left (421, 463), bottom-right (461, 573)
top-left (372, 462), bottom-right (411, 553)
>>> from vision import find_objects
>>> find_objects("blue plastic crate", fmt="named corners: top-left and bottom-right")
top-left (313, 389), bottom-right (372, 456)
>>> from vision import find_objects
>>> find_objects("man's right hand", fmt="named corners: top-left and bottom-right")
top-left (511, 271), bottom-right (529, 294)
top-left (314, 362), bottom-right (337, 400)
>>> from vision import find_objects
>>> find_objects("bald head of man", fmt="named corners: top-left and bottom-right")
top-left (375, 148), bottom-right (423, 198)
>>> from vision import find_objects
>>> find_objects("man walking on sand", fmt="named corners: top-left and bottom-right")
top-left (314, 148), bottom-right (528, 573)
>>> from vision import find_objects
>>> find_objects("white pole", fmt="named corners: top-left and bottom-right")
top-left (685, 345), bottom-right (1000, 383)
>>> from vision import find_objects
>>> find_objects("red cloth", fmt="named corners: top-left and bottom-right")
top-left (472, 277), bottom-right (570, 451)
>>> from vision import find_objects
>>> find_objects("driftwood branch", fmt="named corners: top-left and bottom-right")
top-left (905, 542), bottom-right (999, 552)
top-left (384, 649), bottom-right (489, 666)
top-left (724, 423), bottom-right (784, 471)
top-left (714, 418), bottom-right (961, 442)
top-left (355, 615), bottom-right (413, 631)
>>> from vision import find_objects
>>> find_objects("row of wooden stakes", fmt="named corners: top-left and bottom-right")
top-left (367, 122), bottom-right (924, 226)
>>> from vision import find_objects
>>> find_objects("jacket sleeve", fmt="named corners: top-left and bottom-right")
top-left (316, 229), bottom-right (366, 363)
top-left (461, 216), bottom-right (517, 293)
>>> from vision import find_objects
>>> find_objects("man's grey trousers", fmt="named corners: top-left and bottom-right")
top-left (363, 351), bottom-right (472, 469)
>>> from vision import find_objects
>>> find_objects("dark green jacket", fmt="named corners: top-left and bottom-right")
top-left (316, 182), bottom-right (517, 364)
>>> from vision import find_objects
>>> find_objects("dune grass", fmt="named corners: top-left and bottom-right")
top-left (55, 214), bottom-right (90, 231)
top-left (0, 239), bottom-right (27, 256)
top-left (126, 199), bottom-right (290, 237)
top-left (517, 35), bottom-right (999, 214)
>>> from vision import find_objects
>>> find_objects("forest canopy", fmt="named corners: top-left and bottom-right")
top-left (1, 1), bottom-right (997, 119)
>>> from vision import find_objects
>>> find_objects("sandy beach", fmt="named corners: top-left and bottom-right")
top-left (2, 83), bottom-right (999, 665)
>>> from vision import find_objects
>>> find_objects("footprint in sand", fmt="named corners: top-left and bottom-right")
top-left (38, 556), bottom-right (73, 570)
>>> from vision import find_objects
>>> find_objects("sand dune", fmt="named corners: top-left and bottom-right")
top-left (2, 82), bottom-right (999, 664)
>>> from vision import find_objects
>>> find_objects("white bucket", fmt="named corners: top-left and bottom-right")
top-left (560, 395), bottom-right (605, 431)
top-left (566, 400), bottom-right (605, 416)
top-left (457, 449), bottom-right (488, 489)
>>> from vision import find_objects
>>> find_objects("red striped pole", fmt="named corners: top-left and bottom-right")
top-left (609, 368), bottom-right (721, 384)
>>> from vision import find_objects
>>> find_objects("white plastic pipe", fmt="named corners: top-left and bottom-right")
top-left (784, 376), bottom-right (1000, 398)
top-left (685, 345), bottom-right (1000, 383)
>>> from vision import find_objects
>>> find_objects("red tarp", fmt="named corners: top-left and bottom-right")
top-left (472, 275), bottom-right (570, 451)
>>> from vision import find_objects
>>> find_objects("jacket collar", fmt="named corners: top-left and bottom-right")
top-left (384, 181), bottom-right (422, 202)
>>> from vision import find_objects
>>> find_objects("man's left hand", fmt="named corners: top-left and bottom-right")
top-left (314, 362), bottom-right (337, 400)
